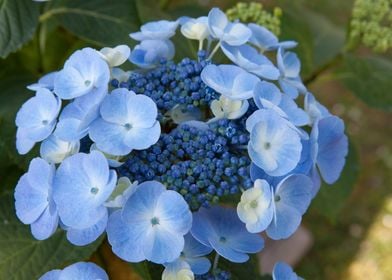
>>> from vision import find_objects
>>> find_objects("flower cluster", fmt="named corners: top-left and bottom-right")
top-left (14, 6), bottom-right (348, 280)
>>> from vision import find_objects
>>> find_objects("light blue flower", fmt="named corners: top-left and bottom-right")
top-left (237, 175), bottom-right (312, 240)
top-left (40, 135), bottom-right (80, 164)
top-left (310, 116), bottom-right (348, 185)
top-left (180, 16), bottom-right (210, 42)
top-left (210, 95), bottom-right (249, 120)
top-left (89, 88), bottom-right (161, 156)
top-left (54, 94), bottom-right (103, 142)
top-left (129, 39), bottom-right (175, 69)
top-left (39, 262), bottom-right (108, 280)
top-left (27, 71), bottom-right (57, 91)
top-left (201, 64), bottom-right (260, 100)
top-left (208, 8), bottom-right (251, 46)
top-left (14, 158), bottom-right (58, 240)
top-left (254, 81), bottom-right (309, 126)
top-left (130, 20), bottom-right (179, 41)
top-left (16, 88), bottom-right (61, 154)
top-left (277, 48), bottom-right (306, 99)
top-left (107, 181), bottom-right (192, 264)
top-left (248, 23), bottom-right (297, 52)
top-left (99, 45), bottom-right (131, 67)
top-left (53, 151), bottom-right (117, 229)
top-left (221, 43), bottom-right (280, 80)
top-left (304, 92), bottom-right (330, 125)
top-left (64, 210), bottom-right (108, 246)
top-left (272, 261), bottom-right (303, 280)
top-left (54, 47), bottom-right (110, 100)
top-left (246, 109), bottom-right (302, 176)
top-left (191, 206), bottom-right (264, 263)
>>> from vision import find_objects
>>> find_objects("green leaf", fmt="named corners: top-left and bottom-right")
top-left (129, 261), bottom-right (153, 280)
top-left (41, 0), bottom-right (141, 47)
top-left (135, 0), bottom-right (169, 23)
top-left (0, 0), bottom-right (40, 58)
top-left (219, 254), bottom-right (262, 280)
top-left (338, 54), bottom-right (392, 111)
top-left (312, 141), bottom-right (360, 222)
top-left (0, 192), bottom-right (103, 280)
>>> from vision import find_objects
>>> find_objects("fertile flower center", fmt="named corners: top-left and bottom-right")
top-left (90, 187), bottom-right (99, 194)
top-left (151, 216), bottom-right (160, 226)
top-left (219, 236), bottom-right (227, 243)
top-left (84, 80), bottom-right (92, 87)
top-left (124, 123), bottom-right (133, 131)
top-left (264, 142), bottom-right (271, 149)
top-left (274, 194), bottom-right (281, 202)
top-left (42, 120), bottom-right (49, 125)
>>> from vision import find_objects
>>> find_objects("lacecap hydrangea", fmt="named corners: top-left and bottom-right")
top-left (14, 7), bottom-right (348, 279)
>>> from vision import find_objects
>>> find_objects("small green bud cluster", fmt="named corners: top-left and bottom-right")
top-left (226, 2), bottom-right (282, 36)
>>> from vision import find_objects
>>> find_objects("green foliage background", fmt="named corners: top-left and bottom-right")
top-left (0, 0), bottom-right (391, 279)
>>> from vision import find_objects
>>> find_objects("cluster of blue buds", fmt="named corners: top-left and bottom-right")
top-left (14, 7), bottom-right (347, 280)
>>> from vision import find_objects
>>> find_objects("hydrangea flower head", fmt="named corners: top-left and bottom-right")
top-left (39, 262), bottom-right (108, 280)
top-left (191, 206), bottom-right (264, 263)
top-left (14, 158), bottom-right (58, 240)
top-left (16, 88), bottom-right (61, 154)
top-left (107, 181), bottom-right (192, 264)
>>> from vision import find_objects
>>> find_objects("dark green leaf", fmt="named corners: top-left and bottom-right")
top-left (41, 0), bottom-right (140, 47)
top-left (311, 141), bottom-right (360, 222)
top-left (129, 261), bottom-right (152, 280)
top-left (0, 192), bottom-right (103, 280)
top-left (0, 0), bottom-right (40, 58)
top-left (135, 0), bottom-right (169, 23)
top-left (338, 54), bottom-right (392, 111)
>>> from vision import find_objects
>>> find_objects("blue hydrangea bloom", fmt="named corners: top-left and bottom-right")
top-left (246, 109), bottom-right (302, 176)
top-left (310, 116), bottom-right (348, 185)
top-left (272, 261), bottom-right (303, 280)
top-left (53, 151), bottom-right (117, 229)
top-left (248, 23), bottom-right (297, 52)
top-left (201, 64), bottom-right (260, 100)
top-left (27, 71), bottom-right (57, 91)
top-left (191, 206), bottom-right (264, 263)
top-left (221, 43), bottom-right (280, 80)
top-left (54, 96), bottom-right (102, 142)
top-left (89, 88), bottom-right (161, 156)
top-left (129, 39), bottom-right (175, 69)
top-left (107, 181), bottom-right (192, 264)
top-left (130, 20), bottom-right (179, 41)
top-left (237, 174), bottom-right (312, 240)
top-left (39, 262), bottom-right (108, 280)
top-left (14, 158), bottom-right (58, 240)
top-left (16, 88), bottom-right (61, 154)
top-left (40, 134), bottom-right (80, 164)
top-left (254, 81), bottom-right (309, 126)
top-left (64, 210), bottom-right (108, 246)
top-left (208, 8), bottom-right (251, 46)
top-left (54, 47), bottom-right (110, 100)
top-left (277, 48), bottom-right (306, 99)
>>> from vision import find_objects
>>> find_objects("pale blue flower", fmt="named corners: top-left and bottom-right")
top-left (64, 210), bottom-right (108, 246)
top-left (304, 92), bottom-right (330, 125)
top-left (130, 39), bottom-right (175, 69)
top-left (191, 206), bottom-right (264, 263)
top-left (54, 47), bottom-right (110, 100)
top-left (208, 8), bottom-right (251, 46)
top-left (16, 88), bottom-right (61, 154)
top-left (221, 43), bottom-right (280, 80)
top-left (277, 48), bottom-right (306, 99)
top-left (310, 116), bottom-right (348, 185)
top-left (14, 158), bottom-right (58, 240)
top-left (107, 181), bottom-right (192, 264)
top-left (54, 94), bottom-right (103, 142)
top-left (180, 16), bottom-right (210, 41)
top-left (272, 261), bottom-right (303, 280)
top-left (27, 71), bottom-right (57, 91)
top-left (53, 151), bottom-right (117, 229)
top-left (39, 262), bottom-right (108, 280)
top-left (99, 45), bottom-right (131, 67)
top-left (40, 135), bottom-right (80, 164)
top-left (248, 23), bottom-right (297, 52)
top-left (210, 95), bottom-right (249, 120)
top-left (130, 20), bottom-right (179, 41)
top-left (201, 64), bottom-right (260, 100)
top-left (237, 175), bottom-right (312, 240)
top-left (254, 81), bottom-right (309, 126)
top-left (89, 88), bottom-right (161, 156)
top-left (246, 109), bottom-right (302, 176)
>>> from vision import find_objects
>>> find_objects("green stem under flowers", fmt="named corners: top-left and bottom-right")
top-left (199, 39), bottom-right (204, 51)
top-left (207, 41), bottom-right (221, 60)
top-left (212, 253), bottom-right (220, 273)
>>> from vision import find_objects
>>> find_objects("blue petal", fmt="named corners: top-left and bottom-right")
top-left (281, 51), bottom-right (301, 78)
top-left (222, 22), bottom-right (252, 46)
top-left (30, 204), bottom-right (58, 240)
top-left (125, 94), bottom-right (158, 128)
top-left (107, 210), bottom-right (146, 262)
top-left (129, 40), bottom-right (175, 69)
top-left (67, 209), bottom-right (108, 246)
top-left (130, 20), bottom-right (178, 40)
top-left (279, 95), bottom-right (309, 126)
top-left (16, 129), bottom-right (36, 155)
top-left (183, 233), bottom-right (212, 258)
top-left (59, 262), bottom-right (108, 280)
top-left (27, 71), bottom-right (57, 91)
top-left (209, 236), bottom-right (249, 263)
top-left (187, 257), bottom-right (211, 275)
top-left (272, 261), bottom-right (299, 280)
top-left (208, 8), bottom-right (228, 39)
top-left (248, 23), bottom-right (278, 51)
top-left (266, 202), bottom-right (301, 240)
top-left (253, 81), bottom-right (282, 109)
top-left (155, 190), bottom-right (192, 235)
top-left (100, 88), bottom-right (135, 124)
top-left (123, 121), bottom-right (161, 150)
top-left (38, 270), bottom-right (61, 280)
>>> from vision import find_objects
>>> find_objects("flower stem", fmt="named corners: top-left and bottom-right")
top-left (207, 41), bottom-right (221, 60)
top-left (212, 253), bottom-right (220, 273)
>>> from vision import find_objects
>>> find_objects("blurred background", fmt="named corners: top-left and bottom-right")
top-left (0, 0), bottom-right (391, 279)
